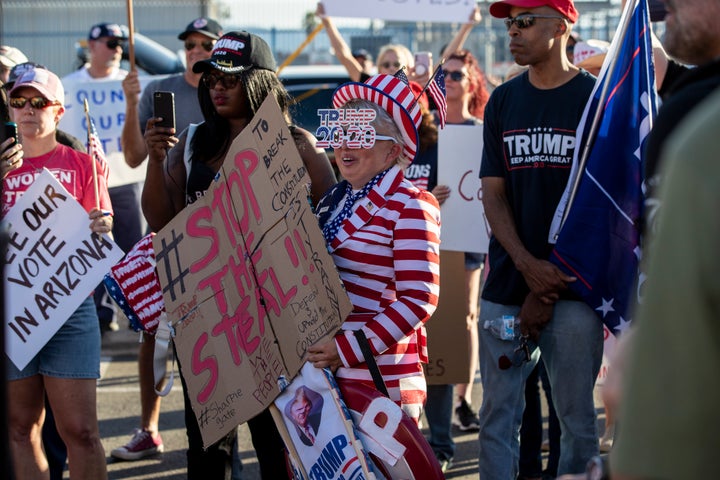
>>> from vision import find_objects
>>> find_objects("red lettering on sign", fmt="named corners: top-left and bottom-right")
top-left (211, 295), bottom-right (261, 365)
top-left (227, 149), bottom-right (262, 231)
top-left (192, 333), bottom-right (218, 404)
top-left (187, 207), bottom-right (219, 272)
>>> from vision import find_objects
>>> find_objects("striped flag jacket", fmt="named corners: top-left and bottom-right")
top-left (316, 165), bottom-right (441, 386)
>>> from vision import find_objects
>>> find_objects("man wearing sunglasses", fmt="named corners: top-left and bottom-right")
top-left (64, 22), bottom-right (128, 82)
top-left (62, 21), bottom-right (140, 339)
top-left (113, 17), bottom-right (227, 466)
top-left (479, 0), bottom-right (602, 479)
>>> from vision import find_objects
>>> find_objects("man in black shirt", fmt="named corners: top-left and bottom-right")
top-left (479, 0), bottom-right (603, 478)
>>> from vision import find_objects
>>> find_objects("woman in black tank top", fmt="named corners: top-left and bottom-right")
top-left (140, 31), bottom-right (335, 480)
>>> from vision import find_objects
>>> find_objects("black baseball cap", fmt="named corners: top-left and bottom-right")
top-left (88, 22), bottom-right (128, 40)
top-left (193, 31), bottom-right (276, 74)
top-left (352, 48), bottom-right (372, 62)
top-left (5, 61), bottom-right (45, 89)
top-left (178, 17), bottom-right (223, 41)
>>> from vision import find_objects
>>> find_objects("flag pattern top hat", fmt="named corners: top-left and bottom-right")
top-left (332, 73), bottom-right (422, 163)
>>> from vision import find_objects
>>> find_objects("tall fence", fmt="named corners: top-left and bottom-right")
top-left (1, 0), bottom-right (627, 79)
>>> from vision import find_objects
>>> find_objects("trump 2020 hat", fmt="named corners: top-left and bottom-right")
top-left (193, 31), bottom-right (276, 74)
top-left (489, 0), bottom-right (579, 23)
top-left (332, 73), bottom-right (422, 162)
top-left (88, 22), bottom-right (128, 40)
top-left (9, 68), bottom-right (65, 105)
top-left (178, 17), bottom-right (223, 41)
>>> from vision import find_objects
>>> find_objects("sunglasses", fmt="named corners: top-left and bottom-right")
top-left (105, 38), bottom-right (122, 49)
top-left (329, 127), bottom-right (398, 147)
top-left (380, 61), bottom-right (402, 70)
top-left (9, 96), bottom-right (60, 109)
top-left (185, 40), bottom-right (214, 52)
top-left (442, 69), bottom-right (466, 82)
top-left (498, 335), bottom-right (532, 370)
top-left (504, 14), bottom-right (566, 30)
top-left (202, 73), bottom-right (241, 90)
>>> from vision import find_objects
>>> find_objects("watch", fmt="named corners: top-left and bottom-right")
top-left (585, 455), bottom-right (609, 480)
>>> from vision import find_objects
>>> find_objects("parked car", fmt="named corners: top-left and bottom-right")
top-left (278, 65), bottom-right (350, 136)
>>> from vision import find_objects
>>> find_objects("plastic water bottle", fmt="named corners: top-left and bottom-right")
top-left (483, 315), bottom-right (520, 341)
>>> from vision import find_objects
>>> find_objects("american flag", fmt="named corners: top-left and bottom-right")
top-left (549, 0), bottom-right (658, 335)
top-left (427, 67), bottom-right (447, 128)
top-left (394, 68), bottom-right (410, 86)
top-left (87, 117), bottom-right (109, 179)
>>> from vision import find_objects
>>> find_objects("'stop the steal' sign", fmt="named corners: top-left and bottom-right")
top-left (154, 95), bottom-right (353, 447)
top-left (3, 169), bottom-right (124, 370)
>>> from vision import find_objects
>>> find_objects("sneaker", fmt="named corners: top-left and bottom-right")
top-left (453, 398), bottom-right (480, 431)
top-left (111, 429), bottom-right (164, 460)
top-left (599, 423), bottom-right (615, 453)
top-left (434, 453), bottom-right (454, 473)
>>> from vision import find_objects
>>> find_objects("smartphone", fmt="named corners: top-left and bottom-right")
top-left (153, 91), bottom-right (175, 129)
top-left (1, 122), bottom-right (18, 146)
top-left (414, 51), bottom-right (432, 77)
top-left (649, 0), bottom-right (668, 22)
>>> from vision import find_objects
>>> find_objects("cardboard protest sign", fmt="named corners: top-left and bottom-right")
top-left (3, 169), bottom-right (124, 370)
top-left (424, 250), bottom-right (473, 385)
top-left (60, 76), bottom-right (154, 188)
top-left (323, 0), bottom-right (475, 23)
top-left (272, 363), bottom-right (374, 480)
top-left (438, 124), bottom-right (489, 253)
top-left (153, 95), bottom-right (353, 447)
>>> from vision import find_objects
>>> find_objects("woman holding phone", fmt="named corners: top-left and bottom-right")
top-left (141, 31), bottom-right (336, 479)
top-left (2, 67), bottom-right (112, 479)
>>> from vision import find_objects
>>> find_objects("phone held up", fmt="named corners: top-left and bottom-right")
top-left (1, 122), bottom-right (18, 146)
top-left (414, 51), bottom-right (432, 77)
top-left (153, 91), bottom-right (176, 130)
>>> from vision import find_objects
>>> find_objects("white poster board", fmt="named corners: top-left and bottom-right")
top-left (60, 76), bottom-right (154, 188)
top-left (437, 124), bottom-right (489, 253)
top-left (323, 0), bottom-right (475, 23)
top-left (3, 169), bottom-right (124, 370)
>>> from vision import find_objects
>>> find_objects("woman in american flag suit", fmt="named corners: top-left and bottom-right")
top-left (308, 74), bottom-right (441, 422)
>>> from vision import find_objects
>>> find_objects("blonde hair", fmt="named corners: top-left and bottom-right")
top-left (377, 44), bottom-right (414, 70)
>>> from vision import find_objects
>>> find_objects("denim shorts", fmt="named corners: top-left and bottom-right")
top-left (464, 252), bottom-right (486, 270)
top-left (6, 297), bottom-right (101, 381)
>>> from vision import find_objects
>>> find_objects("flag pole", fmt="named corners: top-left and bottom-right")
top-left (276, 23), bottom-right (324, 75)
top-left (558, 0), bottom-right (638, 230)
top-left (84, 99), bottom-right (101, 211)
top-left (126, 0), bottom-right (136, 70)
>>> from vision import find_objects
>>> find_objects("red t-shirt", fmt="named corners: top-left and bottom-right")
top-left (2, 143), bottom-right (113, 216)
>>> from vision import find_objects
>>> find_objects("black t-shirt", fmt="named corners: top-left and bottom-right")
top-left (480, 70), bottom-right (596, 305)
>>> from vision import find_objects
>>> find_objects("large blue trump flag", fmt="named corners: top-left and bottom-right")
top-left (549, 0), bottom-right (657, 335)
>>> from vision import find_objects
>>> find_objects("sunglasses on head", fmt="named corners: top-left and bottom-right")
top-left (442, 69), bottom-right (466, 82)
top-left (498, 335), bottom-right (532, 370)
top-left (9, 96), bottom-right (59, 110)
top-left (185, 40), bottom-right (214, 52)
top-left (504, 14), bottom-right (566, 30)
top-left (380, 61), bottom-right (402, 70)
top-left (202, 72), bottom-right (241, 90)
top-left (105, 38), bottom-right (122, 49)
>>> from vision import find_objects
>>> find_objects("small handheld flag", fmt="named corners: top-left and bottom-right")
top-left (427, 66), bottom-right (447, 128)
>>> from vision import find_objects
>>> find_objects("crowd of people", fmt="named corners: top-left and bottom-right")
top-left (2, 0), bottom-right (719, 478)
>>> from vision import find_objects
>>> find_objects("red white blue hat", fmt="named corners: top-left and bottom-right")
top-left (332, 73), bottom-right (422, 163)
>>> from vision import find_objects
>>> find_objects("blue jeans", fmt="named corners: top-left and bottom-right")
top-left (425, 383), bottom-right (455, 461)
top-left (478, 299), bottom-right (603, 479)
